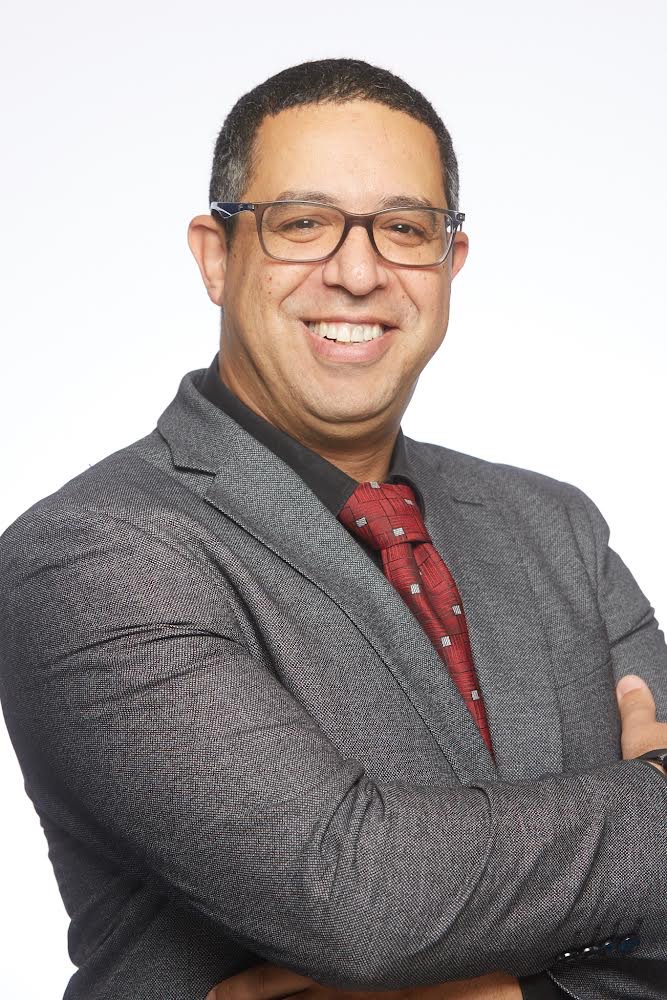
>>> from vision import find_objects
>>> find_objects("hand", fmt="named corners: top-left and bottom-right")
top-left (616, 674), bottom-right (667, 772)
top-left (205, 960), bottom-right (522, 1000)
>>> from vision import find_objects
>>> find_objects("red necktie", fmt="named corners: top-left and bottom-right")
top-left (339, 480), bottom-right (495, 759)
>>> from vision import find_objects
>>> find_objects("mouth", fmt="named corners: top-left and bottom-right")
top-left (301, 319), bottom-right (397, 365)
top-left (304, 319), bottom-right (390, 344)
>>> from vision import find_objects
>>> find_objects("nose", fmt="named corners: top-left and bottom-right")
top-left (320, 222), bottom-right (388, 295)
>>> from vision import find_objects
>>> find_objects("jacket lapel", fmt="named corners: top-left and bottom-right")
top-left (158, 369), bottom-right (563, 785)
top-left (405, 441), bottom-right (565, 781)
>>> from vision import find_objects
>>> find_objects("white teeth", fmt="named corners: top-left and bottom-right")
top-left (307, 321), bottom-right (385, 343)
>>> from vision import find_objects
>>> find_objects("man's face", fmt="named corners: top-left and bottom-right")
top-left (190, 99), bottom-right (468, 447)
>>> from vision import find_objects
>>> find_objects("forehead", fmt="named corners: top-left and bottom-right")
top-left (245, 99), bottom-right (446, 209)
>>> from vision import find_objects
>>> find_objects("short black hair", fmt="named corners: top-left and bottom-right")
top-left (208, 58), bottom-right (460, 241)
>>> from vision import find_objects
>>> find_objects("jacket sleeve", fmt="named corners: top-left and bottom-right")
top-left (572, 486), bottom-right (667, 715)
top-left (531, 485), bottom-right (667, 999)
top-left (1, 502), bottom-right (666, 990)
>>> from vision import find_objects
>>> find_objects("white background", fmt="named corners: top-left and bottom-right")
top-left (1, 1), bottom-right (666, 997)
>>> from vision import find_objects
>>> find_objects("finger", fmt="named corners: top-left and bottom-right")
top-left (616, 674), bottom-right (657, 726)
top-left (207, 963), bottom-right (315, 1000)
top-left (616, 673), bottom-right (648, 700)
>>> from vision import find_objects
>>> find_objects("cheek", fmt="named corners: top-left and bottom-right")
top-left (228, 262), bottom-right (280, 325)
top-left (253, 263), bottom-right (314, 315)
top-left (272, 264), bottom-right (328, 317)
top-left (403, 272), bottom-right (450, 325)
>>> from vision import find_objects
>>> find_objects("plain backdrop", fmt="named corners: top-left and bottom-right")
top-left (1, 1), bottom-right (666, 997)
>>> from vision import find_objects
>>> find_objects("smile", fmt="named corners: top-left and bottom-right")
top-left (306, 320), bottom-right (387, 343)
top-left (301, 320), bottom-right (397, 365)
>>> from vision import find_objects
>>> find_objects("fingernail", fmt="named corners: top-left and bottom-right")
top-left (617, 674), bottom-right (645, 698)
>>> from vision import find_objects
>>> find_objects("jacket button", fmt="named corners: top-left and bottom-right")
top-left (601, 938), bottom-right (616, 954)
top-left (618, 934), bottom-right (640, 953)
top-left (556, 950), bottom-right (577, 962)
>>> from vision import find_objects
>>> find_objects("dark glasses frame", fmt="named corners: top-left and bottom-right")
top-left (209, 200), bottom-right (466, 268)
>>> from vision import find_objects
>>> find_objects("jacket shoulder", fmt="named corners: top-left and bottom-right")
top-left (0, 428), bottom-right (197, 558)
top-left (411, 438), bottom-right (594, 510)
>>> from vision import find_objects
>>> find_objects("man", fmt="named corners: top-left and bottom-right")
top-left (1, 58), bottom-right (666, 1000)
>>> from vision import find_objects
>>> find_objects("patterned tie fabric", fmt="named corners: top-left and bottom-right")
top-left (339, 480), bottom-right (495, 758)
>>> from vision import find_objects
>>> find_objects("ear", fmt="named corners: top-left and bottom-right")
top-left (187, 215), bottom-right (229, 305)
top-left (449, 230), bottom-right (469, 280)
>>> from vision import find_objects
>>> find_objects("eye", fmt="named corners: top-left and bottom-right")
top-left (280, 217), bottom-right (322, 231)
top-left (386, 221), bottom-right (426, 237)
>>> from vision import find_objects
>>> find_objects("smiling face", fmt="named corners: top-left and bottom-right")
top-left (188, 99), bottom-right (468, 467)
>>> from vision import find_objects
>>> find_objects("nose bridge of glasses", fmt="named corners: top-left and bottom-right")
top-left (335, 211), bottom-right (381, 258)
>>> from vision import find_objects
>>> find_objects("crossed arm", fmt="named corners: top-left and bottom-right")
top-left (204, 671), bottom-right (667, 1000)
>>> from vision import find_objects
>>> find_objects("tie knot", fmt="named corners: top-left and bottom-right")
top-left (338, 480), bottom-right (430, 551)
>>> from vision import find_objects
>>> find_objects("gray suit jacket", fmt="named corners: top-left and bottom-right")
top-left (1, 366), bottom-right (666, 1000)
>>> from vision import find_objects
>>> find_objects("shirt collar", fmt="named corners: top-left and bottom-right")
top-left (197, 352), bottom-right (425, 517)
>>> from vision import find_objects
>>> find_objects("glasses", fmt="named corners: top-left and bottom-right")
top-left (209, 200), bottom-right (465, 267)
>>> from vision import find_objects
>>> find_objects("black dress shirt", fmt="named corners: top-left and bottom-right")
top-left (197, 351), bottom-right (567, 1000)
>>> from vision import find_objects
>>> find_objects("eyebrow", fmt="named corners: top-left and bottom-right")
top-left (272, 189), bottom-right (439, 210)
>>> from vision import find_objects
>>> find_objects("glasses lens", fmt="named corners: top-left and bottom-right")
top-left (373, 208), bottom-right (453, 265)
top-left (261, 202), bottom-right (345, 261)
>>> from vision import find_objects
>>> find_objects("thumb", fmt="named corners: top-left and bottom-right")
top-left (616, 673), bottom-right (656, 721)
top-left (616, 673), bottom-right (647, 701)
